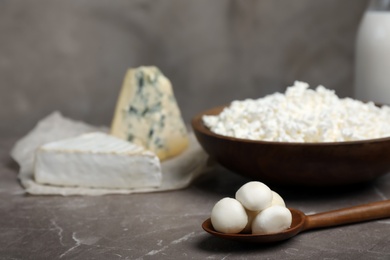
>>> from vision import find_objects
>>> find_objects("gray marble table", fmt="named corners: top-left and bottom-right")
top-left (1, 137), bottom-right (389, 260)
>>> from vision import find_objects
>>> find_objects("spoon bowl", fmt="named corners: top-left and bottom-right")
top-left (202, 208), bottom-right (305, 243)
top-left (202, 200), bottom-right (390, 243)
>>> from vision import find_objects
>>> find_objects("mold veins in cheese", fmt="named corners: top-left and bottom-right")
top-left (110, 66), bottom-right (189, 161)
top-left (34, 132), bottom-right (162, 189)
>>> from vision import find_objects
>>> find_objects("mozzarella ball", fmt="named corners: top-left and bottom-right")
top-left (242, 209), bottom-right (259, 234)
top-left (251, 205), bottom-right (292, 234)
top-left (211, 197), bottom-right (248, 234)
top-left (235, 181), bottom-right (273, 211)
top-left (271, 191), bottom-right (286, 207)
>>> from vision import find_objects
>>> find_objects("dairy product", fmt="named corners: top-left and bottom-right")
top-left (210, 197), bottom-right (248, 234)
top-left (203, 81), bottom-right (390, 142)
top-left (34, 132), bottom-right (162, 189)
top-left (271, 191), bottom-right (286, 207)
top-left (111, 66), bottom-right (189, 161)
top-left (210, 181), bottom-right (291, 234)
top-left (235, 181), bottom-right (273, 211)
top-left (251, 206), bottom-right (292, 235)
top-left (355, 11), bottom-right (390, 104)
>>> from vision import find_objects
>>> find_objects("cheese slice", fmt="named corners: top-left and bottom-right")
top-left (110, 66), bottom-right (189, 161)
top-left (34, 132), bottom-right (162, 189)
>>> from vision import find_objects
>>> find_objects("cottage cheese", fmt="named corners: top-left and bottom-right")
top-left (202, 81), bottom-right (390, 142)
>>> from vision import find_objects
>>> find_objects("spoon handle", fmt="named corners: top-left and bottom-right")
top-left (303, 200), bottom-right (390, 231)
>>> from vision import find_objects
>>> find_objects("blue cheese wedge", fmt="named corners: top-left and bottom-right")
top-left (110, 66), bottom-right (189, 161)
top-left (34, 132), bottom-right (162, 189)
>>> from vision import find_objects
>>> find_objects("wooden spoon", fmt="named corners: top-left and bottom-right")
top-left (202, 200), bottom-right (390, 243)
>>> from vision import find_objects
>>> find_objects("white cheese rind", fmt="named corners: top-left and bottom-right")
top-left (110, 66), bottom-right (189, 161)
top-left (34, 132), bottom-right (162, 189)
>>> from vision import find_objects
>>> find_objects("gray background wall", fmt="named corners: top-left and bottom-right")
top-left (0, 0), bottom-right (368, 137)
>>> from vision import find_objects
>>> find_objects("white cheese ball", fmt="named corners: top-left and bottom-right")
top-left (210, 197), bottom-right (248, 234)
top-left (271, 191), bottom-right (286, 207)
top-left (235, 181), bottom-right (273, 211)
top-left (251, 205), bottom-right (292, 234)
top-left (242, 191), bottom-right (286, 234)
top-left (242, 209), bottom-right (259, 234)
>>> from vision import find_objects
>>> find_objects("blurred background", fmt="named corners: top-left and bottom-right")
top-left (0, 0), bottom-right (368, 138)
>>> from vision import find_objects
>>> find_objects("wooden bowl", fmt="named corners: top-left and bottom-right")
top-left (192, 106), bottom-right (390, 187)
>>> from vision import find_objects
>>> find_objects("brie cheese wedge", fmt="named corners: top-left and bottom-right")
top-left (110, 66), bottom-right (189, 161)
top-left (34, 132), bottom-right (162, 189)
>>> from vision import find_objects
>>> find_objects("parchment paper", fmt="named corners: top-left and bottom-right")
top-left (10, 111), bottom-right (209, 196)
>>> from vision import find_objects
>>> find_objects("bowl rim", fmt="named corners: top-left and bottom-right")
top-left (192, 105), bottom-right (390, 147)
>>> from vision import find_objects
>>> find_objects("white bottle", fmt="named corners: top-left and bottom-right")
top-left (354, 0), bottom-right (390, 104)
